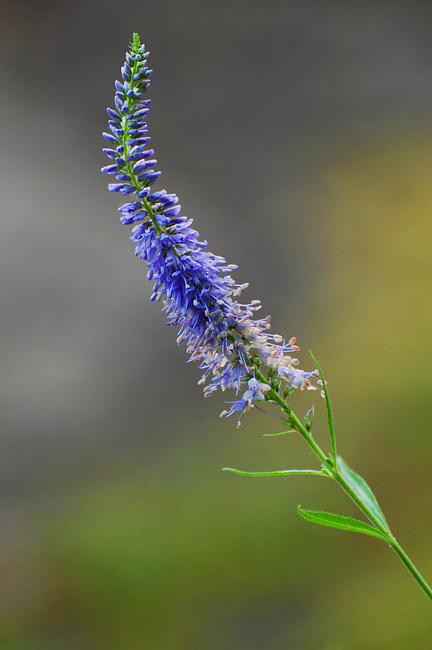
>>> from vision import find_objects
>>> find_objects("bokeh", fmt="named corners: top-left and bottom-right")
top-left (1, 1), bottom-right (432, 647)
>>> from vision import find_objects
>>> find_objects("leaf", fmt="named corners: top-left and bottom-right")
top-left (222, 468), bottom-right (330, 478)
top-left (310, 352), bottom-right (336, 460)
top-left (262, 430), bottom-right (296, 437)
top-left (337, 457), bottom-right (390, 532)
top-left (297, 507), bottom-right (389, 541)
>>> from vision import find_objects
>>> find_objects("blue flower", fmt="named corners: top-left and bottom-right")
top-left (102, 34), bottom-right (319, 424)
top-left (220, 378), bottom-right (271, 428)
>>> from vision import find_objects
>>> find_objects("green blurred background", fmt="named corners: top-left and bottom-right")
top-left (1, 1), bottom-right (432, 647)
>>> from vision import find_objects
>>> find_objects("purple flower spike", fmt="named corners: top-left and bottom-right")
top-left (102, 33), bottom-right (320, 425)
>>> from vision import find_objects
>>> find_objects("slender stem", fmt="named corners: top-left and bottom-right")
top-left (253, 368), bottom-right (432, 602)
top-left (334, 466), bottom-right (432, 601)
top-left (264, 384), bottom-right (329, 467)
top-left (389, 538), bottom-right (432, 600)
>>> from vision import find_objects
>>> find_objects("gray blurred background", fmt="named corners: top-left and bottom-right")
top-left (1, 1), bottom-right (432, 648)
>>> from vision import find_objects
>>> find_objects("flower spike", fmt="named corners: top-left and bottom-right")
top-left (102, 33), bottom-right (319, 424)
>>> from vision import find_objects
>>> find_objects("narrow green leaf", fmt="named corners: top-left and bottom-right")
top-left (337, 457), bottom-right (390, 532)
top-left (297, 507), bottom-right (389, 541)
top-left (310, 352), bottom-right (336, 460)
top-left (262, 430), bottom-right (296, 437)
top-left (222, 468), bottom-right (330, 478)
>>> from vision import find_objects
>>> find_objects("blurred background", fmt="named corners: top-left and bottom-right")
top-left (1, 0), bottom-right (432, 647)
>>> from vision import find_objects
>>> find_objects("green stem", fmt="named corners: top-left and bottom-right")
top-left (269, 388), bottom-right (329, 467)
top-left (332, 469), bottom-right (432, 599)
top-left (389, 538), bottom-right (432, 601)
top-left (253, 368), bottom-right (432, 602)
